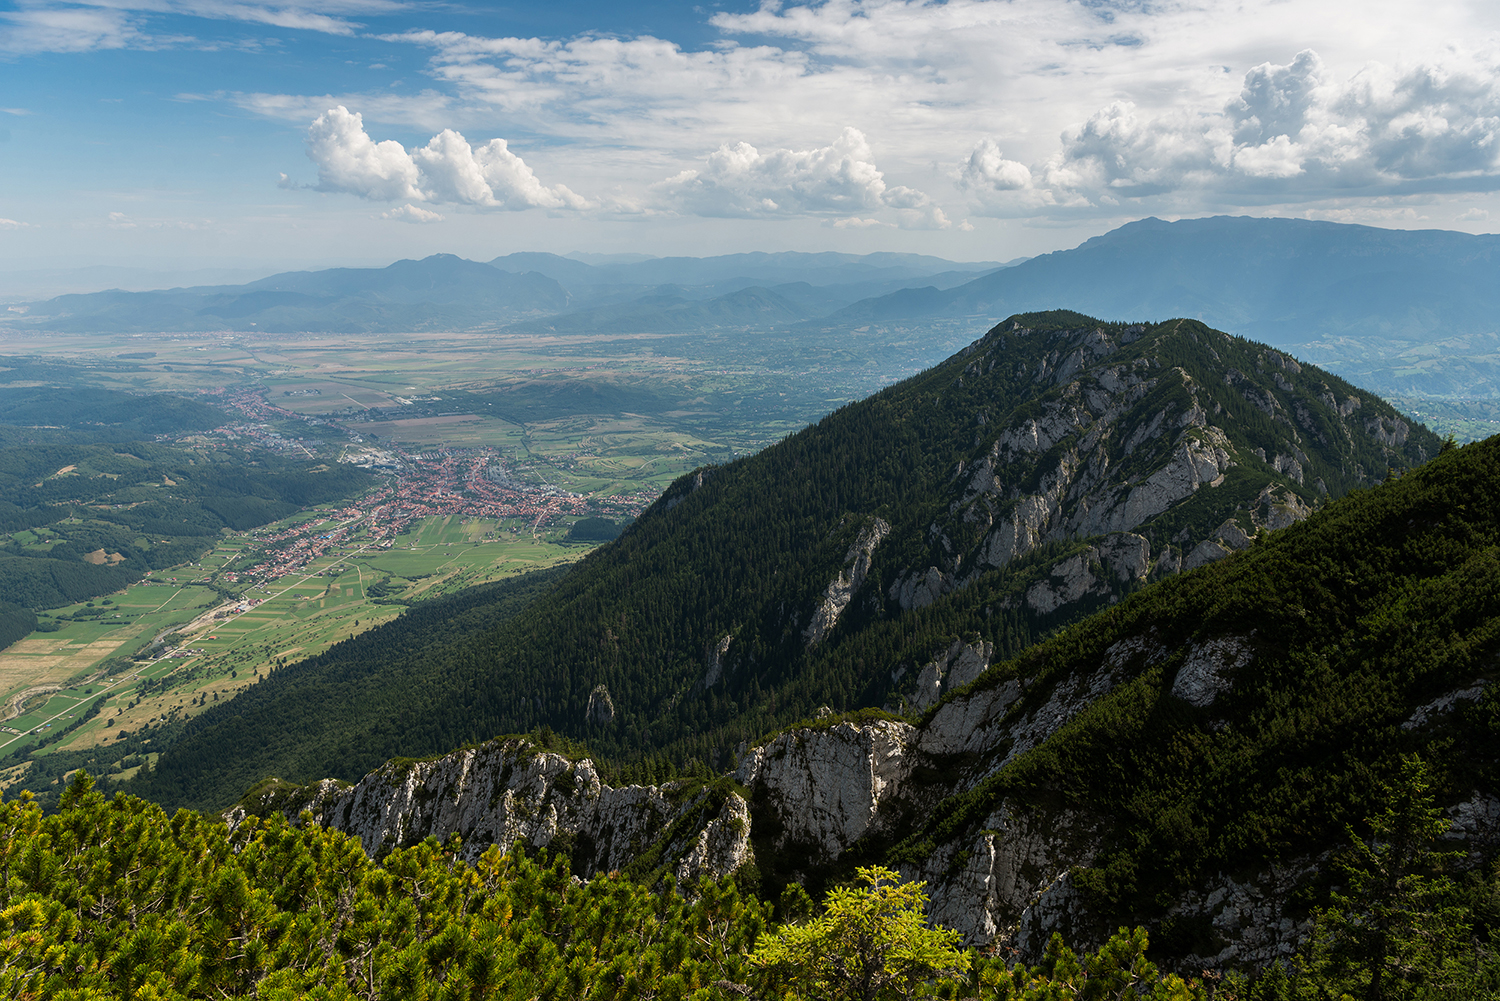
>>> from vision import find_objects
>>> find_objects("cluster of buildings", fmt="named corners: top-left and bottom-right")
top-left (179, 387), bottom-right (660, 589)
top-left (331, 451), bottom-right (596, 543)
top-left (168, 386), bottom-right (327, 456)
top-left (221, 516), bottom-right (365, 585)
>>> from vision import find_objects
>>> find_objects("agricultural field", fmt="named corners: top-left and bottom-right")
top-left (0, 318), bottom-right (942, 795)
top-left (0, 324), bottom-right (905, 491)
top-left (1386, 396), bottom-right (1500, 444)
top-left (0, 506), bottom-right (594, 783)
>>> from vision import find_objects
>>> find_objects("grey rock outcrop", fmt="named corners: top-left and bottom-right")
top-left (586, 684), bottom-right (616, 725)
top-left (1021, 533), bottom-right (1151, 615)
top-left (1170, 636), bottom-right (1253, 708)
top-left (736, 719), bottom-right (915, 862)
top-left (233, 737), bottom-right (752, 881)
top-left (805, 517), bottom-right (890, 646)
top-left (910, 639), bottom-right (994, 710)
top-left (1402, 680), bottom-right (1488, 730)
top-left (703, 634), bottom-right (733, 688)
top-left (890, 566), bottom-right (950, 611)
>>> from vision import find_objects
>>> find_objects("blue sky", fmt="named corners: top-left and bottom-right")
top-left (2, 0), bottom-right (1498, 273)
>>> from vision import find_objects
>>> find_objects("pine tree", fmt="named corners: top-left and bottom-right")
top-left (1305, 756), bottom-right (1473, 1001)
top-left (747, 865), bottom-right (969, 1001)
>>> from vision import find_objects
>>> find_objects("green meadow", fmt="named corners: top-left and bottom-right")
top-left (0, 509), bottom-right (594, 777)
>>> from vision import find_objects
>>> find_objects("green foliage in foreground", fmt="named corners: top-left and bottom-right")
top-left (749, 866), bottom-right (971, 1000)
top-left (2, 774), bottom-right (770, 1000)
top-left (6, 777), bottom-right (1499, 1000)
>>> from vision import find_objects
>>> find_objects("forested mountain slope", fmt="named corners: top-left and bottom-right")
top-left (251, 431), bottom-right (1500, 973)
top-left (134, 312), bottom-right (1439, 811)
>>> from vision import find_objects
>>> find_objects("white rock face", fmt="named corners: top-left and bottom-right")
top-left (890, 566), bottom-right (949, 611)
top-left (805, 517), bottom-right (891, 645)
top-left (736, 719), bottom-right (916, 860)
top-left (1272, 452), bottom-right (1305, 485)
top-left (980, 490), bottom-right (1065, 572)
top-left (587, 684), bottom-right (615, 724)
top-left (1446, 793), bottom-right (1500, 852)
top-left (676, 793), bottom-right (753, 884)
top-left (1165, 862), bottom-right (1321, 969)
top-left (909, 639), bottom-right (995, 710)
top-left (703, 634), bottom-right (732, 688)
top-left (1079, 428), bottom-right (1235, 537)
top-left (235, 738), bottom-right (752, 881)
top-left (1096, 533), bottom-right (1151, 581)
top-left (920, 805), bottom-right (1101, 947)
top-left (917, 679), bottom-right (1025, 757)
top-left (1403, 681), bottom-right (1488, 730)
top-left (1214, 519), bottom-right (1255, 551)
top-left (1183, 539), bottom-right (1233, 571)
top-left (1365, 414), bottom-right (1410, 447)
top-left (1026, 552), bottom-right (1104, 614)
top-left (1256, 486), bottom-right (1312, 531)
top-left (1170, 636), bottom-right (1253, 708)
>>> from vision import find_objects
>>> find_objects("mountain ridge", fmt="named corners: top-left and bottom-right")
top-left (130, 311), bottom-right (1440, 813)
top-left (237, 428), bottom-right (1500, 969)
top-left (830, 216), bottom-right (1500, 348)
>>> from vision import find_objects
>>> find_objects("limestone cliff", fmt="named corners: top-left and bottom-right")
top-left (232, 737), bottom-right (751, 885)
top-left (153, 313), bottom-right (1443, 818)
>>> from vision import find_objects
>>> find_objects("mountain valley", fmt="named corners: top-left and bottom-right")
top-left (2, 305), bottom-right (1495, 993)
top-left (133, 312), bottom-right (1437, 810)
top-left (228, 368), bottom-right (1499, 969)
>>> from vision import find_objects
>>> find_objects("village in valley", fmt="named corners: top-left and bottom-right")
top-left (0, 380), bottom-right (666, 774)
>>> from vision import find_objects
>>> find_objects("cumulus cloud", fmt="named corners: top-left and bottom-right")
top-left (382, 203), bottom-right (443, 224)
top-left (653, 128), bottom-right (947, 228)
top-left (961, 48), bottom-right (1500, 216)
top-left (304, 106), bottom-right (590, 211)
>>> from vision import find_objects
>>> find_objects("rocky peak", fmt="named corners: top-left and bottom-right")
top-left (881, 316), bottom-right (1434, 652)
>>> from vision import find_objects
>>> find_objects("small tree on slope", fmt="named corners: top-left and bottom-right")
top-left (748, 865), bottom-right (969, 1001)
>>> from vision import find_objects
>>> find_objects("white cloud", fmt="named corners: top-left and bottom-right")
top-left (382, 203), bottom-right (443, 223)
top-left (0, 218), bottom-right (34, 229)
top-left (304, 106), bottom-right (590, 210)
top-left (0, 0), bottom-right (402, 54)
top-left (231, 90), bottom-right (453, 129)
top-left (959, 48), bottom-right (1500, 217)
top-left (0, 6), bottom-right (148, 53)
top-left (652, 127), bottom-right (947, 227)
top-left (193, 0), bottom-right (1500, 234)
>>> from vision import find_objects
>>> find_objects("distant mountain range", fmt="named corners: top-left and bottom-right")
top-left (2, 250), bottom-right (1009, 336)
top-left (6, 216), bottom-right (1499, 396)
top-left (8, 255), bottom-right (573, 334)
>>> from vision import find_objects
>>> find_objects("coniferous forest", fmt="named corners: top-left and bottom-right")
top-left (5, 314), bottom-right (1498, 998)
top-left (132, 314), bottom-right (1439, 811)
top-left (4, 769), bottom-right (1497, 999)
